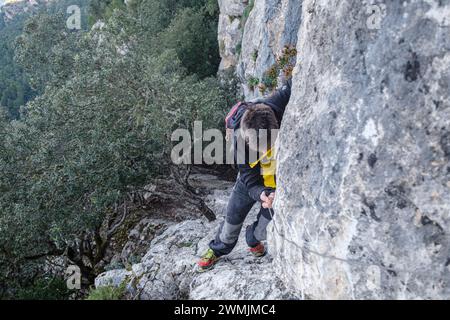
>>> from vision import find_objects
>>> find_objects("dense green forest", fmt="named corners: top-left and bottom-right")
top-left (0, 9), bottom-right (34, 119)
top-left (0, 0), bottom-right (91, 119)
top-left (0, 0), bottom-right (233, 299)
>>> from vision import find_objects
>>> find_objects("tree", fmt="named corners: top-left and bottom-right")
top-left (0, 9), bottom-right (35, 119)
top-left (0, 0), bottom-right (90, 120)
top-left (0, 0), bottom-right (230, 297)
top-left (160, 6), bottom-right (220, 78)
top-left (14, 13), bottom-right (81, 92)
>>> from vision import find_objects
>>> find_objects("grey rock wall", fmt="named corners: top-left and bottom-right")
top-left (237, 0), bottom-right (302, 99)
top-left (269, 0), bottom-right (450, 299)
top-left (218, 0), bottom-right (247, 72)
top-left (218, 0), bottom-right (302, 99)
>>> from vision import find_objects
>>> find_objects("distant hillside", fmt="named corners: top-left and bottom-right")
top-left (0, 0), bottom-right (91, 119)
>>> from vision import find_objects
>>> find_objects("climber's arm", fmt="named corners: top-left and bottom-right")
top-left (249, 78), bottom-right (291, 108)
top-left (238, 163), bottom-right (275, 202)
top-left (263, 78), bottom-right (292, 111)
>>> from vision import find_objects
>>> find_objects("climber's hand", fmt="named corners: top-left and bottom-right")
top-left (260, 191), bottom-right (275, 209)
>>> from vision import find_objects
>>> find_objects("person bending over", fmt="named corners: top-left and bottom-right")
top-left (197, 80), bottom-right (292, 272)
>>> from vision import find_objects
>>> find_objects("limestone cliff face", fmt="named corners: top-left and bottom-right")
top-left (236, 0), bottom-right (302, 99)
top-left (218, 0), bottom-right (302, 99)
top-left (268, 0), bottom-right (450, 299)
top-left (217, 0), bottom-right (247, 72)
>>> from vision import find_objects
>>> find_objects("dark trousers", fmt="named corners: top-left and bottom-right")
top-left (209, 178), bottom-right (274, 257)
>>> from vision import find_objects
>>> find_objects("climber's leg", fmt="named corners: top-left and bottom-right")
top-left (245, 206), bottom-right (273, 251)
top-left (208, 178), bottom-right (256, 257)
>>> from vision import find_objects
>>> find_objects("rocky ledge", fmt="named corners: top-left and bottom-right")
top-left (94, 173), bottom-right (297, 300)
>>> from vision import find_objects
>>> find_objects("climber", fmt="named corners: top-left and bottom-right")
top-left (197, 79), bottom-right (292, 272)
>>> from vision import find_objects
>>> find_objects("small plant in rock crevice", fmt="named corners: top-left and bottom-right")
top-left (240, 0), bottom-right (255, 29)
top-left (277, 45), bottom-right (297, 70)
top-left (235, 42), bottom-right (242, 56)
top-left (247, 76), bottom-right (260, 91)
top-left (258, 83), bottom-right (267, 94)
top-left (252, 49), bottom-right (258, 62)
top-left (86, 282), bottom-right (127, 300)
top-left (248, 44), bottom-right (298, 94)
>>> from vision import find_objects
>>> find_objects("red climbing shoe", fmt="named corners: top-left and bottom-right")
top-left (249, 242), bottom-right (267, 257)
top-left (197, 249), bottom-right (219, 272)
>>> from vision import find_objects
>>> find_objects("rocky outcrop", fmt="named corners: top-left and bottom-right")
top-left (236, 0), bottom-right (302, 99)
top-left (270, 0), bottom-right (450, 299)
top-left (95, 174), bottom-right (296, 300)
top-left (218, 0), bottom-right (302, 99)
top-left (217, 0), bottom-right (247, 72)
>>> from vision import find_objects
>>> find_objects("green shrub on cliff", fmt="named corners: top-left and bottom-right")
top-left (86, 283), bottom-right (127, 300)
top-left (0, 0), bottom-right (230, 298)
